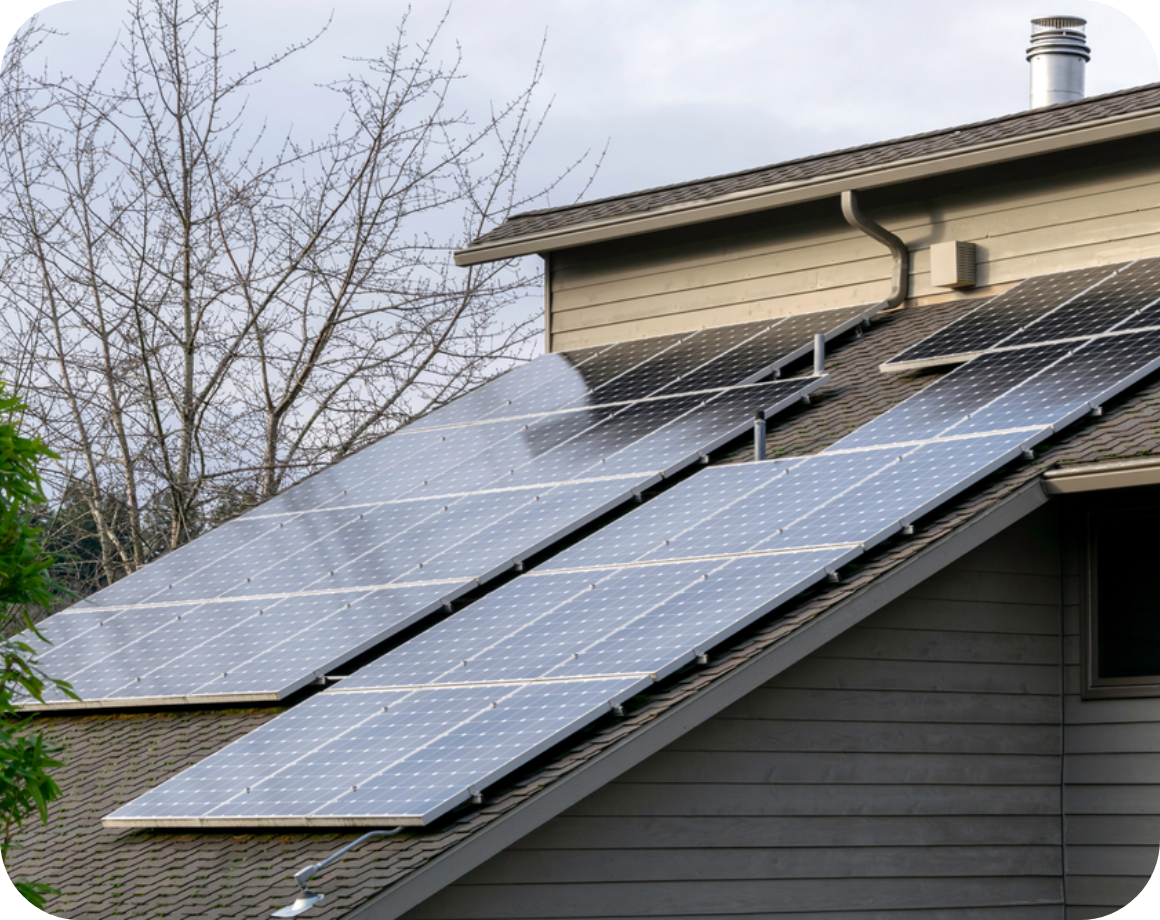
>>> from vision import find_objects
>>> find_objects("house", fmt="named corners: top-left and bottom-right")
top-left (6, 17), bottom-right (1160, 920)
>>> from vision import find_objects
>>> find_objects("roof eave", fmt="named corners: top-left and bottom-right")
top-left (454, 108), bottom-right (1160, 267)
top-left (346, 479), bottom-right (1049, 920)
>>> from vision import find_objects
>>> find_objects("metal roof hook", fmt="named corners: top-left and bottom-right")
top-left (273, 828), bottom-right (403, 917)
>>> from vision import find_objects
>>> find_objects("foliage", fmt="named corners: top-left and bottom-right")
top-left (0, 380), bottom-right (75, 909)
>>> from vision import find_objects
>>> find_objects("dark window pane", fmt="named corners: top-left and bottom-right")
top-left (1096, 508), bottom-right (1160, 679)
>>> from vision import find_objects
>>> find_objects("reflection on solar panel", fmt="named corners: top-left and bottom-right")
top-left (106, 272), bottom-right (1160, 829)
top-left (883, 258), bottom-right (1160, 372)
top-left (23, 304), bottom-right (874, 710)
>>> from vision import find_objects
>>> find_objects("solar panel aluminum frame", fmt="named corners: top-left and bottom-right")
top-left (102, 675), bottom-right (652, 829)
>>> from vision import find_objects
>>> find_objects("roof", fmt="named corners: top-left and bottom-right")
top-left (455, 82), bottom-right (1160, 264)
top-left (9, 295), bottom-right (1160, 919)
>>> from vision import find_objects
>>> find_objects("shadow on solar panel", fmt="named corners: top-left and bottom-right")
top-left (20, 304), bottom-right (875, 711)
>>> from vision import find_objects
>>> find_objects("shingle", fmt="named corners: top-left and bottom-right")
top-left (469, 83), bottom-right (1160, 248)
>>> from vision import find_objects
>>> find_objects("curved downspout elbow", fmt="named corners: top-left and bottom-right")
top-left (841, 189), bottom-right (909, 310)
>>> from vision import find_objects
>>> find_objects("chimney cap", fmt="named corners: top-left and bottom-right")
top-left (1031, 15), bottom-right (1087, 33)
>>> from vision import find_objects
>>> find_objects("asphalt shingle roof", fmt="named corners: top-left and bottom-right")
top-left (9, 295), bottom-right (1160, 919)
top-left (469, 82), bottom-right (1160, 248)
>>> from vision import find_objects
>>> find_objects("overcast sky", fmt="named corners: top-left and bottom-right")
top-left (4, 0), bottom-right (1158, 215)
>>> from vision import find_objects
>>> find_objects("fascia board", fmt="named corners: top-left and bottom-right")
top-left (345, 479), bottom-right (1049, 920)
top-left (453, 110), bottom-right (1160, 266)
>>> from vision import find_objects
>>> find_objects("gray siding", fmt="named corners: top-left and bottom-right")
top-left (547, 142), bottom-right (1160, 351)
top-left (405, 510), bottom-right (1068, 919)
top-left (1061, 518), bottom-right (1160, 920)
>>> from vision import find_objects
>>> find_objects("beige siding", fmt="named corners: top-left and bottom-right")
top-left (405, 510), bottom-right (1067, 920)
top-left (1061, 519), bottom-right (1160, 920)
top-left (547, 144), bottom-right (1160, 350)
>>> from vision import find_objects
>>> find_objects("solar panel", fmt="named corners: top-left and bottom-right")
top-left (103, 677), bottom-right (644, 827)
top-left (883, 263), bottom-right (1117, 370)
top-left (108, 280), bottom-right (1160, 827)
top-left (1000, 257), bottom-right (1160, 347)
top-left (24, 306), bottom-right (870, 710)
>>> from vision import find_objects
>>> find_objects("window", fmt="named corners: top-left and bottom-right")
top-left (1082, 504), bottom-right (1160, 699)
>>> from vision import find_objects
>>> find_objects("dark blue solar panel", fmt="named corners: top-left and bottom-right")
top-left (1001, 258), bottom-right (1160, 346)
top-left (598, 379), bottom-right (819, 478)
top-left (951, 329), bottom-right (1160, 437)
top-left (545, 548), bottom-right (854, 679)
top-left (829, 344), bottom-right (1070, 450)
top-left (885, 264), bottom-right (1116, 367)
top-left (104, 677), bottom-right (642, 827)
top-left (640, 448), bottom-right (901, 562)
top-left (23, 304), bottom-right (883, 713)
top-left (409, 348), bottom-right (607, 430)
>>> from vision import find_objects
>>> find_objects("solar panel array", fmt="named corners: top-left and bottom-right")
top-left (22, 305), bottom-right (875, 710)
top-left (105, 259), bottom-right (1160, 830)
top-left (883, 257), bottom-right (1160, 372)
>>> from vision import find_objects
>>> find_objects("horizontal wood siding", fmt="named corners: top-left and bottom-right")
top-left (1061, 516), bottom-right (1160, 917)
top-left (405, 510), bottom-right (1065, 919)
top-left (547, 144), bottom-right (1160, 350)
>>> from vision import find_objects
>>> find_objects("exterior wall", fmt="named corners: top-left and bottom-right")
top-left (546, 137), bottom-right (1160, 351)
top-left (1061, 497), bottom-right (1160, 919)
top-left (404, 508), bottom-right (1072, 920)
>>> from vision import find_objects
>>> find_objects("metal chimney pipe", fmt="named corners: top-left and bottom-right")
top-left (1027, 16), bottom-right (1090, 108)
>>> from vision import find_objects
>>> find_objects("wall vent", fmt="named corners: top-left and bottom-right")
top-left (930, 241), bottom-right (977, 289)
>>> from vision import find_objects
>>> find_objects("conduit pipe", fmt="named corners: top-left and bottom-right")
top-left (840, 189), bottom-right (909, 309)
top-left (273, 828), bottom-right (404, 917)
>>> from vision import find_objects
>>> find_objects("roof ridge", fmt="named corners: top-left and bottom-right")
top-left (501, 80), bottom-right (1160, 225)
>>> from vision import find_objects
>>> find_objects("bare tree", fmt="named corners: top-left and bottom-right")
top-left (0, 0), bottom-right (594, 597)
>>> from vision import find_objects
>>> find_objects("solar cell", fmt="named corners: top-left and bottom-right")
top-left (221, 500), bottom-right (447, 598)
top-left (408, 347), bottom-right (607, 430)
top-left (540, 463), bottom-right (782, 571)
top-left (338, 569), bottom-right (602, 690)
top-left (950, 328), bottom-right (1160, 437)
top-left (502, 394), bottom-right (704, 487)
top-left (828, 344), bottom-right (1071, 451)
top-left (246, 427), bottom-right (447, 518)
top-left (104, 677), bottom-right (643, 827)
top-left (639, 448), bottom-right (902, 562)
top-left (582, 323), bottom-right (769, 405)
top-left (543, 547), bottom-right (855, 679)
top-left (755, 432), bottom-right (1032, 553)
top-left (319, 417), bottom-right (546, 506)
top-left (884, 264), bottom-right (1117, 368)
top-left (424, 562), bottom-right (707, 684)
top-left (597, 379), bottom-right (821, 478)
top-left (1001, 258), bottom-right (1160, 346)
top-left (412, 478), bottom-right (640, 581)
top-left (402, 406), bottom-right (620, 496)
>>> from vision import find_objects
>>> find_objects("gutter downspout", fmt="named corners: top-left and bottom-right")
top-left (840, 189), bottom-right (909, 309)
